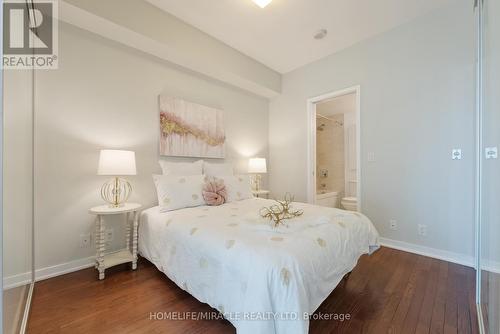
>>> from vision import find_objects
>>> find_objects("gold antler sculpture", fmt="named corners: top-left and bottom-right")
top-left (259, 193), bottom-right (304, 228)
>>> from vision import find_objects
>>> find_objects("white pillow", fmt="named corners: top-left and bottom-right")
top-left (203, 161), bottom-right (234, 177)
top-left (221, 175), bottom-right (253, 202)
top-left (153, 174), bottom-right (205, 212)
top-left (158, 160), bottom-right (203, 175)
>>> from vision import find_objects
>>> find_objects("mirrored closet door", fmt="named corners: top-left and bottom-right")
top-left (478, 0), bottom-right (500, 332)
top-left (2, 7), bottom-right (35, 333)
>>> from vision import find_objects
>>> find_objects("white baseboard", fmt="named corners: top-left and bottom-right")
top-left (381, 238), bottom-right (500, 274)
top-left (480, 259), bottom-right (500, 274)
top-left (3, 273), bottom-right (32, 290)
top-left (379, 237), bottom-right (476, 268)
top-left (380, 238), bottom-right (500, 274)
top-left (3, 256), bottom-right (95, 290)
top-left (4, 241), bottom-right (500, 289)
top-left (35, 256), bottom-right (95, 281)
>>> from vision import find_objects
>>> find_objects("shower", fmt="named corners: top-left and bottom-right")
top-left (316, 114), bottom-right (344, 130)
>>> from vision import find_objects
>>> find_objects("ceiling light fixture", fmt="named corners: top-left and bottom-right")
top-left (252, 0), bottom-right (272, 8)
top-left (314, 29), bottom-right (328, 40)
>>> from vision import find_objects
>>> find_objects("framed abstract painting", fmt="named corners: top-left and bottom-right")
top-left (159, 95), bottom-right (226, 158)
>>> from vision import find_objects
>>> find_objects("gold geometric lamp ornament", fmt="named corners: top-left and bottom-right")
top-left (248, 157), bottom-right (267, 191)
top-left (97, 150), bottom-right (136, 208)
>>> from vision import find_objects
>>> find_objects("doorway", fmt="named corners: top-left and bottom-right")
top-left (307, 86), bottom-right (361, 211)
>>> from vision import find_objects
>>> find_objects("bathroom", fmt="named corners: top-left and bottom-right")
top-left (315, 92), bottom-right (358, 211)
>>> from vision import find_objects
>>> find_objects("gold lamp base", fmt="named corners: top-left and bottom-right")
top-left (100, 177), bottom-right (132, 208)
top-left (251, 174), bottom-right (262, 192)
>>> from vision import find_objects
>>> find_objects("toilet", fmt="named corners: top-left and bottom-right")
top-left (341, 197), bottom-right (358, 211)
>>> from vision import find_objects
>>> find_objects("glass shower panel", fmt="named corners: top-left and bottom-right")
top-left (480, 0), bottom-right (500, 332)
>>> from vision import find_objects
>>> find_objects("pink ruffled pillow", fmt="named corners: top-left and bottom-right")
top-left (202, 177), bottom-right (227, 206)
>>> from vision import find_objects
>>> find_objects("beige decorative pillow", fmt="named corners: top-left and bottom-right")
top-left (220, 175), bottom-right (253, 202)
top-left (153, 174), bottom-right (205, 212)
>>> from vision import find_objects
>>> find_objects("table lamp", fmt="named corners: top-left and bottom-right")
top-left (248, 157), bottom-right (267, 191)
top-left (97, 149), bottom-right (136, 207)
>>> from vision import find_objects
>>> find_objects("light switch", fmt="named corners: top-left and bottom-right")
top-left (367, 152), bottom-right (376, 162)
top-left (452, 149), bottom-right (462, 160)
top-left (485, 147), bottom-right (498, 159)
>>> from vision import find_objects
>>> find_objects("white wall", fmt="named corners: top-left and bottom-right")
top-left (33, 23), bottom-right (269, 272)
top-left (269, 1), bottom-right (475, 258)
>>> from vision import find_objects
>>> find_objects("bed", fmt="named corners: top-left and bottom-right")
top-left (139, 197), bottom-right (379, 334)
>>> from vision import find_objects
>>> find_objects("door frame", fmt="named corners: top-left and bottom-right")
top-left (306, 85), bottom-right (361, 210)
top-left (473, 1), bottom-right (486, 333)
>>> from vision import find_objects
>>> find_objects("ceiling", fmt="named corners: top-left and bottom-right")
top-left (146, 0), bottom-right (452, 73)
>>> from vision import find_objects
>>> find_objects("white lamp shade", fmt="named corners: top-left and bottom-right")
top-left (248, 158), bottom-right (267, 173)
top-left (97, 150), bottom-right (137, 176)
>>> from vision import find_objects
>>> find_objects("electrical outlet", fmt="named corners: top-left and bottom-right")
top-left (389, 219), bottom-right (398, 230)
top-left (418, 224), bottom-right (427, 237)
top-left (452, 149), bottom-right (462, 160)
top-left (80, 233), bottom-right (91, 248)
top-left (485, 147), bottom-right (498, 159)
top-left (105, 228), bottom-right (114, 242)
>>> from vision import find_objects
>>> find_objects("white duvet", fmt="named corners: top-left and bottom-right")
top-left (139, 198), bottom-right (379, 334)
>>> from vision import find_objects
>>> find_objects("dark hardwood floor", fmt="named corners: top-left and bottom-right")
top-left (27, 247), bottom-right (478, 334)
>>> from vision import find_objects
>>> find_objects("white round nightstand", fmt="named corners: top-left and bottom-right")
top-left (89, 203), bottom-right (142, 280)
